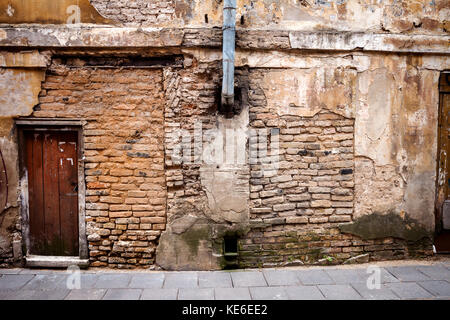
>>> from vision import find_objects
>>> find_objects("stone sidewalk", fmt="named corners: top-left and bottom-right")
top-left (0, 259), bottom-right (449, 300)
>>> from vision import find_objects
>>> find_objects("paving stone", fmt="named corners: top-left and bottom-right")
top-left (0, 269), bottom-right (22, 274)
top-left (79, 274), bottom-right (100, 289)
top-left (65, 289), bottom-right (107, 300)
top-left (284, 286), bottom-right (325, 300)
top-left (28, 289), bottom-right (70, 300)
top-left (262, 270), bottom-right (300, 286)
top-left (351, 283), bottom-right (400, 300)
top-left (22, 274), bottom-right (69, 290)
top-left (418, 281), bottom-right (450, 297)
top-left (141, 289), bottom-right (178, 300)
top-left (103, 289), bottom-right (142, 300)
top-left (163, 272), bottom-right (198, 289)
top-left (19, 269), bottom-right (66, 275)
top-left (352, 267), bottom-right (400, 285)
top-left (178, 288), bottom-right (214, 300)
top-left (3, 289), bottom-right (70, 300)
top-left (378, 268), bottom-right (401, 283)
top-left (231, 271), bottom-right (267, 287)
top-left (386, 282), bottom-right (434, 299)
top-left (214, 288), bottom-right (251, 300)
top-left (129, 273), bottom-right (164, 289)
top-left (318, 285), bottom-right (363, 300)
top-left (416, 266), bottom-right (450, 281)
top-left (94, 274), bottom-right (132, 289)
top-left (296, 270), bottom-right (335, 285)
top-left (0, 274), bottom-right (35, 290)
top-left (249, 286), bottom-right (288, 300)
top-left (325, 269), bottom-right (367, 284)
top-left (198, 272), bottom-right (232, 288)
top-left (385, 266), bottom-right (431, 282)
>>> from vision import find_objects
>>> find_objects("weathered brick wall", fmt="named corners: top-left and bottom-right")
top-left (163, 59), bottom-right (221, 221)
top-left (88, 0), bottom-right (448, 34)
top-left (236, 68), bottom-right (433, 268)
top-left (34, 60), bottom-right (166, 268)
top-left (6, 54), bottom-right (434, 270)
top-left (91, 0), bottom-right (176, 25)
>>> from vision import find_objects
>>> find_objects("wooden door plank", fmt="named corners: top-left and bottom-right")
top-left (58, 132), bottom-right (79, 256)
top-left (42, 132), bottom-right (62, 255)
top-left (26, 132), bottom-right (45, 254)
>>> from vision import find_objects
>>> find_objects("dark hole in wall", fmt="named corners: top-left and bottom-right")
top-left (340, 168), bottom-right (353, 175)
top-left (223, 236), bottom-right (239, 269)
top-left (224, 237), bottom-right (238, 254)
top-left (53, 55), bottom-right (184, 68)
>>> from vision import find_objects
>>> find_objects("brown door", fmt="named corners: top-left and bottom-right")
top-left (24, 130), bottom-right (79, 256)
top-left (436, 72), bottom-right (450, 252)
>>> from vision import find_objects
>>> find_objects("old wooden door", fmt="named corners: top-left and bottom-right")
top-left (24, 130), bottom-right (79, 256)
top-left (436, 72), bottom-right (450, 253)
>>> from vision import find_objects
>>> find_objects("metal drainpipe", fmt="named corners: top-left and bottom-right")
top-left (221, 0), bottom-right (237, 108)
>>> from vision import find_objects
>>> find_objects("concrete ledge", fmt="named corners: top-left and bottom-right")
top-left (0, 27), bottom-right (448, 54)
top-left (289, 31), bottom-right (450, 54)
top-left (25, 255), bottom-right (89, 269)
top-left (0, 50), bottom-right (49, 67)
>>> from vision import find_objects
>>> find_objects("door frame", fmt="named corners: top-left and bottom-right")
top-left (16, 118), bottom-right (88, 267)
top-left (436, 71), bottom-right (450, 234)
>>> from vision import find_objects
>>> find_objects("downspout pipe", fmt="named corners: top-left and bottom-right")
top-left (221, 0), bottom-right (237, 108)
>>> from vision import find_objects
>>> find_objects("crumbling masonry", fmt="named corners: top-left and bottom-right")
top-left (0, 0), bottom-right (449, 270)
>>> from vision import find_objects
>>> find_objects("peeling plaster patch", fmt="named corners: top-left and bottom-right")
top-left (0, 29), bottom-right (6, 41)
top-left (89, 0), bottom-right (448, 34)
top-left (354, 55), bottom-right (441, 232)
top-left (0, 68), bottom-right (45, 117)
top-left (201, 169), bottom-right (248, 224)
top-left (281, 2), bottom-right (323, 28)
top-left (156, 221), bottom-right (215, 271)
top-left (200, 105), bottom-right (250, 224)
top-left (0, 207), bottom-right (19, 258)
top-left (355, 70), bottom-right (394, 166)
top-left (354, 158), bottom-right (405, 219)
top-left (262, 68), bottom-right (356, 119)
top-left (404, 171), bottom-right (436, 232)
top-left (339, 211), bottom-right (431, 242)
top-left (0, 130), bottom-right (19, 208)
top-left (171, 215), bottom-right (198, 235)
top-left (0, 51), bottom-right (49, 68)
top-left (420, 56), bottom-right (450, 70)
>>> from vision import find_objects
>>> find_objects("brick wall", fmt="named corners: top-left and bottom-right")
top-left (91, 0), bottom-right (175, 25)
top-left (35, 60), bottom-right (166, 268)
top-left (27, 60), bottom-right (433, 270)
top-left (236, 69), bottom-right (432, 268)
top-left (163, 60), bottom-right (221, 221)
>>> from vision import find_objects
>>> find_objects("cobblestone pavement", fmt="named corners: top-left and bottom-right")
top-left (0, 259), bottom-right (449, 300)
